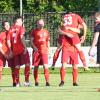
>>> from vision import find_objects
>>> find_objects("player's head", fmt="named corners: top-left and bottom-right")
top-left (2, 21), bottom-right (10, 31)
top-left (65, 10), bottom-right (73, 14)
top-left (37, 19), bottom-right (44, 29)
top-left (14, 16), bottom-right (23, 26)
top-left (95, 12), bottom-right (100, 22)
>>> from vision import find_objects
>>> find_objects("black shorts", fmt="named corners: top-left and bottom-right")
top-left (97, 46), bottom-right (100, 64)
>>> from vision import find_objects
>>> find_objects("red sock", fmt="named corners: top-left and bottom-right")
top-left (60, 67), bottom-right (66, 82)
top-left (72, 68), bottom-right (78, 83)
top-left (14, 68), bottom-right (20, 84)
top-left (34, 69), bottom-right (38, 83)
top-left (78, 51), bottom-right (87, 66)
top-left (44, 68), bottom-right (49, 82)
top-left (52, 49), bottom-right (61, 66)
top-left (11, 69), bottom-right (16, 84)
top-left (24, 66), bottom-right (30, 82)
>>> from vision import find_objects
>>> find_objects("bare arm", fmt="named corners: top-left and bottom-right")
top-left (91, 32), bottom-right (99, 48)
top-left (30, 37), bottom-right (38, 51)
top-left (65, 27), bottom-right (80, 33)
top-left (80, 22), bottom-right (87, 43)
top-left (58, 27), bottom-right (74, 38)
top-left (89, 32), bottom-right (99, 56)
top-left (21, 35), bottom-right (27, 54)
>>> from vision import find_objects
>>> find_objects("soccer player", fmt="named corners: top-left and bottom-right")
top-left (59, 35), bottom-right (79, 86)
top-left (30, 19), bottom-right (50, 86)
top-left (0, 21), bottom-right (13, 82)
top-left (1, 21), bottom-right (15, 84)
top-left (89, 12), bottom-right (100, 65)
top-left (8, 17), bottom-right (30, 87)
top-left (59, 12), bottom-right (89, 71)
top-left (51, 24), bottom-right (86, 70)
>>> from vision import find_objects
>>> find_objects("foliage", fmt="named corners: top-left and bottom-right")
top-left (0, 0), bottom-right (99, 13)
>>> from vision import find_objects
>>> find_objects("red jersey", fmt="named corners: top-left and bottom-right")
top-left (62, 35), bottom-right (77, 52)
top-left (62, 13), bottom-right (84, 35)
top-left (31, 28), bottom-right (50, 53)
top-left (0, 31), bottom-right (10, 55)
top-left (9, 25), bottom-right (25, 56)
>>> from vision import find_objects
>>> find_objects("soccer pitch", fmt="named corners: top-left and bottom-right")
top-left (0, 69), bottom-right (100, 100)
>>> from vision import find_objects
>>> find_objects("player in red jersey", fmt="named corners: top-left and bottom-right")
top-left (0, 21), bottom-right (13, 82)
top-left (59, 12), bottom-right (89, 71)
top-left (8, 17), bottom-right (30, 87)
top-left (58, 35), bottom-right (79, 86)
top-left (51, 26), bottom-right (81, 70)
top-left (30, 19), bottom-right (50, 86)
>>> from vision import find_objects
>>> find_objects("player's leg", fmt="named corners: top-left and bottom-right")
top-left (13, 55), bottom-right (20, 87)
top-left (22, 51), bottom-right (30, 86)
top-left (59, 62), bottom-right (67, 86)
top-left (24, 63), bottom-right (30, 86)
top-left (52, 46), bottom-right (62, 70)
top-left (14, 65), bottom-right (20, 87)
top-left (72, 64), bottom-right (78, 86)
top-left (75, 43), bottom-right (90, 71)
top-left (34, 66), bottom-right (39, 86)
top-left (71, 35), bottom-right (89, 71)
top-left (0, 55), bottom-right (6, 82)
top-left (32, 51), bottom-right (40, 86)
top-left (59, 47), bottom-right (68, 86)
top-left (42, 53), bottom-right (50, 86)
top-left (7, 58), bottom-right (16, 86)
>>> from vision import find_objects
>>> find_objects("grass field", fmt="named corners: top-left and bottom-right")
top-left (0, 68), bottom-right (100, 100)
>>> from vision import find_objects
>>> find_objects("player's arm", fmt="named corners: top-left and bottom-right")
top-left (30, 37), bottom-right (38, 51)
top-left (0, 43), bottom-right (8, 58)
top-left (46, 31), bottom-right (50, 52)
top-left (65, 27), bottom-right (80, 34)
top-left (58, 27), bottom-right (74, 38)
top-left (80, 22), bottom-right (87, 43)
top-left (89, 32), bottom-right (99, 56)
top-left (20, 34), bottom-right (27, 54)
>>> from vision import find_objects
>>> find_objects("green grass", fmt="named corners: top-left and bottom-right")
top-left (0, 68), bottom-right (100, 100)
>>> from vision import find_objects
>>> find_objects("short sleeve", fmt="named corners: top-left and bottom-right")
top-left (20, 27), bottom-right (25, 35)
top-left (77, 14), bottom-right (84, 25)
top-left (94, 24), bottom-right (100, 33)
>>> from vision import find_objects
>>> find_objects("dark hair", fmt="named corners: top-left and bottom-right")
top-left (2, 21), bottom-right (8, 27)
top-left (13, 16), bottom-right (22, 22)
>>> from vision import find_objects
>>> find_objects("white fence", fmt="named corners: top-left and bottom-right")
top-left (5, 47), bottom-right (99, 68)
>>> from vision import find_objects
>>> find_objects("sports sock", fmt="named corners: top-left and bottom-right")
top-left (60, 67), bottom-right (66, 82)
top-left (11, 68), bottom-right (16, 84)
top-left (14, 68), bottom-right (20, 84)
top-left (34, 68), bottom-right (38, 83)
top-left (72, 68), bottom-right (78, 83)
top-left (44, 68), bottom-right (49, 82)
top-left (52, 49), bottom-right (61, 66)
top-left (24, 66), bottom-right (30, 82)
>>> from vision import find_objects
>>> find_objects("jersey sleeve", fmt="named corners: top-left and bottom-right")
top-left (20, 27), bottom-right (25, 35)
top-left (94, 24), bottom-right (100, 33)
top-left (46, 30), bottom-right (50, 41)
top-left (77, 14), bottom-right (84, 25)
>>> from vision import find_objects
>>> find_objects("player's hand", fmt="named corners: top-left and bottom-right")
top-left (8, 51), bottom-right (13, 59)
top-left (80, 35), bottom-right (86, 43)
top-left (34, 47), bottom-right (38, 52)
top-left (89, 47), bottom-right (95, 57)
top-left (23, 48), bottom-right (27, 54)
top-left (4, 54), bottom-right (9, 59)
